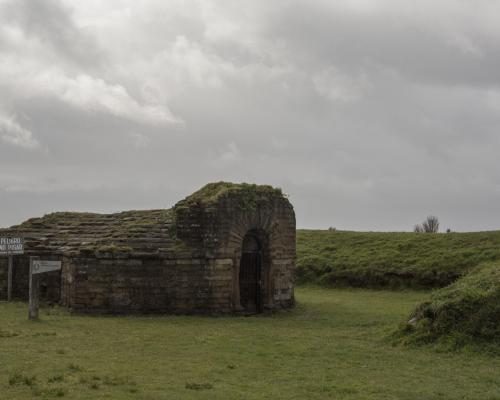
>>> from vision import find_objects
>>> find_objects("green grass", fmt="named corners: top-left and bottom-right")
top-left (1, 288), bottom-right (499, 399)
top-left (297, 229), bottom-right (500, 288)
top-left (397, 262), bottom-right (500, 350)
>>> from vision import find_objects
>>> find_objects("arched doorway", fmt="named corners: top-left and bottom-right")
top-left (239, 234), bottom-right (262, 313)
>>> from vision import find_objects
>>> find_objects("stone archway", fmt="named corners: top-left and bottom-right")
top-left (238, 230), bottom-right (269, 313)
top-left (239, 233), bottom-right (262, 313)
top-left (174, 182), bottom-right (296, 313)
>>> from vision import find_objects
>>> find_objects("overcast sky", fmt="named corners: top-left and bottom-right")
top-left (1, 0), bottom-right (500, 231)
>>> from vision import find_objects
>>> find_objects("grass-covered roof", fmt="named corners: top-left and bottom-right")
top-left (174, 182), bottom-right (284, 211)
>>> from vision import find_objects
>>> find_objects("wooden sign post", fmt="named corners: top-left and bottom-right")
top-left (0, 237), bottom-right (24, 301)
top-left (29, 256), bottom-right (40, 320)
top-left (29, 258), bottom-right (62, 320)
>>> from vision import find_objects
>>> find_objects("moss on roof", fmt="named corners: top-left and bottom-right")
top-left (14, 209), bottom-right (174, 231)
top-left (1, 209), bottom-right (176, 257)
top-left (174, 182), bottom-right (284, 211)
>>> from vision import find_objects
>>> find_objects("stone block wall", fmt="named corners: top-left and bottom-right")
top-left (62, 255), bottom-right (235, 314)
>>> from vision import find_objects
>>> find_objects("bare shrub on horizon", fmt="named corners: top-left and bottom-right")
top-left (414, 215), bottom-right (439, 233)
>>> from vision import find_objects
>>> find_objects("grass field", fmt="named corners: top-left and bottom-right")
top-left (1, 288), bottom-right (499, 399)
top-left (296, 230), bottom-right (500, 288)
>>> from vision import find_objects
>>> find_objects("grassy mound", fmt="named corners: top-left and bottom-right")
top-left (396, 263), bottom-right (500, 350)
top-left (296, 230), bottom-right (500, 288)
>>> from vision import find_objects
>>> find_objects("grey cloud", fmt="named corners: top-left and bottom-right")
top-left (0, 0), bottom-right (103, 68)
top-left (1, 1), bottom-right (500, 231)
top-left (263, 1), bottom-right (500, 88)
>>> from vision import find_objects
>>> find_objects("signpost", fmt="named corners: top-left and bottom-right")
top-left (29, 257), bottom-right (61, 320)
top-left (32, 260), bottom-right (63, 275)
top-left (0, 237), bottom-right (24, 255)
top-left (0, 237), bottom-right (24, 301)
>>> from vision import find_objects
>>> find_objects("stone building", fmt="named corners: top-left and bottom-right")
top-left (0, 182), bottom-right (296, 314)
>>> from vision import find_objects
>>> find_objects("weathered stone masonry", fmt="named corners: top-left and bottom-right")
top-left (0, 182), bottom-right (296, 314)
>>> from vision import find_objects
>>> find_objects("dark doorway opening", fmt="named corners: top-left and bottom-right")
top-left (239, 234), bottom-right (262, 313)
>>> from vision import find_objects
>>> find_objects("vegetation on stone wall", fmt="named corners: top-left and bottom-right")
top-left (80, 244), bottom-right (134, 257)
top-left (174, 182), bottom-right (284, 212)
top-left (395, 262), bottom-right (500, 352)
top-left (296, 229), bottom-right (500, 289)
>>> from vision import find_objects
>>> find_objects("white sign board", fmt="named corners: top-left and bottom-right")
top-left (32, 260), bottom-right (62, 274)
top-left (0, 237), bottom-right (24, 255)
